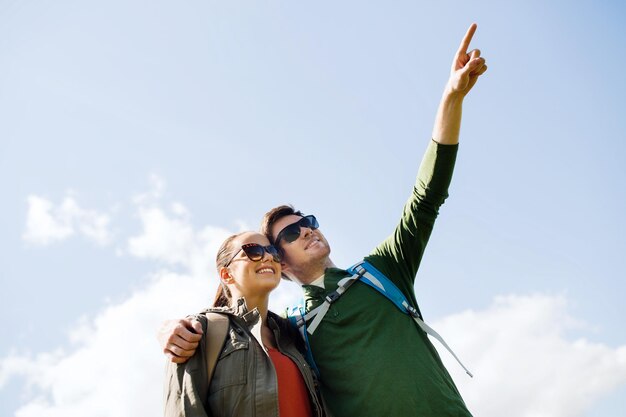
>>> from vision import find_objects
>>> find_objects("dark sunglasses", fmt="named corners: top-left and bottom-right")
top-left (225, 243), bottom-right (282, 267)
top-left (274, 215), bottom-right (319, 246)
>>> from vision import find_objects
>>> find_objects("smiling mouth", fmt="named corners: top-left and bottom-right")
top-left (305, 239), bottom-right (320, 250)
top-left (256, 267), bottom-right (276, 274)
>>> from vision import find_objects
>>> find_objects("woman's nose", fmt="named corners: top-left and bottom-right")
top-left (261, 249), bottom-right (274, 262)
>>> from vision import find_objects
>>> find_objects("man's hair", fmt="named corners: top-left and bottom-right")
top-left (260, 204), bottom-right (304, 244)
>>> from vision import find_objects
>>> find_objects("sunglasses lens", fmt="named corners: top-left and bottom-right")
top-left (277, 215), bottom-right (320, 244)
top-left (242, 245), bottom-right (264, 261)
top-left (240, 244), bottom-right (282, 263)
top-left (282, 223), bottom-right (302, 243)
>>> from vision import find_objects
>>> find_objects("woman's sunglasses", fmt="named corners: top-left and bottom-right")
top-left (225, 243), bottom-right (282, 267)
top-left (274, 215), bottom-right (319, 246)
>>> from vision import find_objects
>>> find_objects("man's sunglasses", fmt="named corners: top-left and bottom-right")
top-left (225, 243), bottom-right (282, 267)
top-left (274, 215), bottom-right (319, 246)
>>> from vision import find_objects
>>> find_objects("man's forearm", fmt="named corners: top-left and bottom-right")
top-left (431, 89), bottom-right (464, 146)
top-left (431, 23), bottom-right (487, 145)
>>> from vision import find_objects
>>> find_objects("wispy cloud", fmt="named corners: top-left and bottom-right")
top-left (131, 173), bottom-right (166, 206)
top-left (22, 195), bottom-right (112, 246)
top-left (125, 174), bottom-right (241, 279)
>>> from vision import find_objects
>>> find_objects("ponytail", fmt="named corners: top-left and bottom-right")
top-left (213, 232), bottom-right (246, 308)
top-left (212, 283), bottom-right (231, 307)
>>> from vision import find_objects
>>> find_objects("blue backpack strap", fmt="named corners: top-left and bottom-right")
top-left (286, 305), bottom-right (321, 378)
top-left (347, 260), bottom-right (473, 377)
top-left (347, 260), bottom-right (423, 319)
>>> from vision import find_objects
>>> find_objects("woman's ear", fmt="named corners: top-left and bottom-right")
top-left (219, 267), bottom-right (233, 284)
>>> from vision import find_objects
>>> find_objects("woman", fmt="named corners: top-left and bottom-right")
top-left (164, 231), bottom-right (327, 417)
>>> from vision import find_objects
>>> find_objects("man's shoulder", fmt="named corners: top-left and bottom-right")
top-left (362, 254), bottom-right (394, 276)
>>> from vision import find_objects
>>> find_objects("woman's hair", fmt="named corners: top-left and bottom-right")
top-left (212, 232), bottom-right (247, 307)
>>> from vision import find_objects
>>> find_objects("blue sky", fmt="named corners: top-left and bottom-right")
top-left (1, 1), bottom-right (625, 416)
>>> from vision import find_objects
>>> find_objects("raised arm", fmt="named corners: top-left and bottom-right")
top-left (432, 23), bottom-right (488, 145)
top-left (367, 23), bottom-right (488, 294)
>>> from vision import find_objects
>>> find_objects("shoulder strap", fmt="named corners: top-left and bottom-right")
top-left (347, 261), bottom-right (424, 319)
top-left (352, 261), bottom-right (473, 377)
top-left (204, 312), bottom-right (230, 383)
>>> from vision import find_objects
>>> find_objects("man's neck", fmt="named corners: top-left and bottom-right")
top-left (296, 258), bottom-right (336, 285)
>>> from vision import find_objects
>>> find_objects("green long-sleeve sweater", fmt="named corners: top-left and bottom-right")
top-left (302, 140), bottom-right (472, 417)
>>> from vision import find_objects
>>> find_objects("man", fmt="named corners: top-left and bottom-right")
top-left (160, 23), bottom-right (487, 416)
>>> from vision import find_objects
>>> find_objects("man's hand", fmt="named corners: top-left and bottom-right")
top-left (157, 318), bottom-right (203, 364)
top-left (432, 23), bottom-right (488, 145)
top-left (447, 23), bottom-right (488, 97)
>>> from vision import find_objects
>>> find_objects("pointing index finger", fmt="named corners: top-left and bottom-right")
top-left (457, 23), bottom-right (478, 55)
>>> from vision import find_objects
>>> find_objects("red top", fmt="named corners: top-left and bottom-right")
top-left (267, 347), bottom-right (314, 417)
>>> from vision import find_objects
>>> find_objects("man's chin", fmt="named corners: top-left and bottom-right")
top-left (310, 245), bottom-right (331, 260)
top-left (306, 239), bottom-right (330, 253)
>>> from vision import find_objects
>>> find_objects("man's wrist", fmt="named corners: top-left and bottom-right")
top-left (442, 84), bottom-right (466, 104)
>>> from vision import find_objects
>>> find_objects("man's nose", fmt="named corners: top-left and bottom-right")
top-left (301, 226), bottom-right (313, 239)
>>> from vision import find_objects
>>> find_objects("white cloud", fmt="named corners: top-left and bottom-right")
top-left (0, 350), bottom-right (63, 391)
top-left (1, 270), bottom-right (210, 417)
top-left (126, 204), bottom-right (237, 281)
top-left (127, 206), bottom-right (197, 265)
top-left (125, 174), bottom-right (243, 280)
top-left (22, 196), bottom-right (74, 244)
top-left (433, 294), bottom-right (626, 417)
top-left (22, 195), bottom-right (112, 246)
